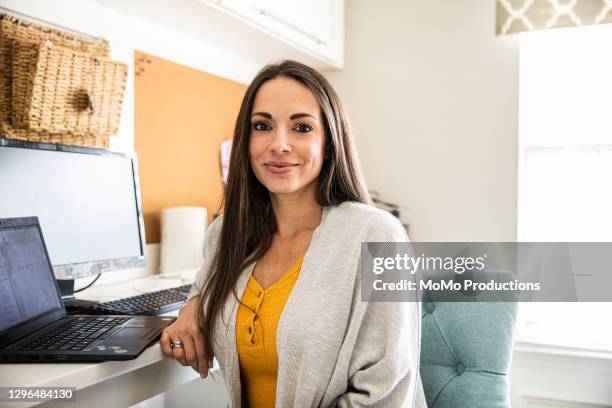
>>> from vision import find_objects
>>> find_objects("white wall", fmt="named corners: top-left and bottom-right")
top-left (325, 0), bottom-right (519, 241)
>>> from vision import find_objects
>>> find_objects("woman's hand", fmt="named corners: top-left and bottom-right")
top-left (161, 296), bottom-right (213, 378)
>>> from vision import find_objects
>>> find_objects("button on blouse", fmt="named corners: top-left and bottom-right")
top-left (235, 256), bottom-right (304, 408)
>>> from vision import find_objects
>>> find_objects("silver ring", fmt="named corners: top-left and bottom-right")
top-left (170, 340), bottom-right (184, 349)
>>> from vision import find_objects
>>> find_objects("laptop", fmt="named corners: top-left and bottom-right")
top-left (0, 217), bottom-right (176, 362)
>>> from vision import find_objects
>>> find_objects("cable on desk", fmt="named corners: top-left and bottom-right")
top-left (73, 273), bottom-right (102, 293)
top-left (70, 268), bottom-right (197, 294)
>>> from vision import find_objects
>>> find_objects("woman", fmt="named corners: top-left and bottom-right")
top-left (161, 60), bottom-right (426, 407)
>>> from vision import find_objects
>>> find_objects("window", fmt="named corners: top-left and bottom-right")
top-left (517, 23), bottom-right (612, 351)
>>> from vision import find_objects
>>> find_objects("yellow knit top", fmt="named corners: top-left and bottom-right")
top-left (235, 256), bottom-right (304, 408)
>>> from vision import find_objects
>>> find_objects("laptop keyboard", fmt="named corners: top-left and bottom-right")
top-left (16, 317), bottom-right (131, 351)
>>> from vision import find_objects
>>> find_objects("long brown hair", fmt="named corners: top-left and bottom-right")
top-left (197, 60), bottom-right (369, 357)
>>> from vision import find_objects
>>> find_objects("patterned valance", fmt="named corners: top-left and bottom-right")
top-left (496, 0), bottom-right (612, 35)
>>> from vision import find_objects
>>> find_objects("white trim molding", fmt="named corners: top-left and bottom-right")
top-left (524, 395), bottom-right (611, 408)
top-left (511, 341), bottom-right (612, 408)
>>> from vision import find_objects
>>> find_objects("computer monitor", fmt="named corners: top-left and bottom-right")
top-left (0, 138), bottom-right (146, 301)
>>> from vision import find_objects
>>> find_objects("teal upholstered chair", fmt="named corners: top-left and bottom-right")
top-left (419, 273), bottom-right (518, 407)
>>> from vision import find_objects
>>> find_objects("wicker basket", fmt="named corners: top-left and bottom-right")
top-left (11, 40), bottom-right (127, 137)
top-left (0, 14), bottom-right (119, 148)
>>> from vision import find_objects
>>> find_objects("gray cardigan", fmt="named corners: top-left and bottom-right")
top-left (188, 201), bottom-right (427, 407)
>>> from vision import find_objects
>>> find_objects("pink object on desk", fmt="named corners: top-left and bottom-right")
top-left (220, 139), bottom-right (232, 184)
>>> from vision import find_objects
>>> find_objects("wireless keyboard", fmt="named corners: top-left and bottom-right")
top-left (67, 284), bottom-right (193, 316)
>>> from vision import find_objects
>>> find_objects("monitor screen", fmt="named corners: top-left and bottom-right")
top-left (0, 224), bottom-right (63, 333)
top-left (0, 139), bottom-right (146, 279)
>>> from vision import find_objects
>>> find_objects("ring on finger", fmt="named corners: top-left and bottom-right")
top-left (170, 339), bottom-right (184, 349)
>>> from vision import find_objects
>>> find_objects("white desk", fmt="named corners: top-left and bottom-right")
top-left (0, 272), bottom-right (223, 408)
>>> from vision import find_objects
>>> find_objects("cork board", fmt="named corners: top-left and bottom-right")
top-left (134, 52), bottom-right (247, 243)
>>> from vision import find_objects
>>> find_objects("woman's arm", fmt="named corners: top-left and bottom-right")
top-left (336, 211), bottom-right (423, 407)
top-left (336, 300), bottom-right (421, 407)
top-left (160, 215), bottom-right (223, 377)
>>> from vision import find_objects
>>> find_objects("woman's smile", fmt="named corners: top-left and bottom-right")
top-left (264, 161), bottom-right (301, 174)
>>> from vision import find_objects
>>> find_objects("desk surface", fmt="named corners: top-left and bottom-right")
top-left (0, 270), bottom-right (221, 407)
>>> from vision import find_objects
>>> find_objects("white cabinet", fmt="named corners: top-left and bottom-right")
top-left (89, 0), bottom-right (344, 71)
top-left (259, 0), bottom-right (333, 45)
top-left (209, 0), bottom-right (344, 68)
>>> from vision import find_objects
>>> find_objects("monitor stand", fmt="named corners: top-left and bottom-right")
top-left (57, 279), bottom-right (100, 311)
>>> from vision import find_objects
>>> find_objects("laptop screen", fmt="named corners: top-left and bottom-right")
top-left (0, 225), bottom-right (63, 333)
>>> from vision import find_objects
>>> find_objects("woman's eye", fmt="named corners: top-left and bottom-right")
top-left (293, 123), bottom-right (312, 133)
top-left (253, 122), bottom-right (271, 131)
